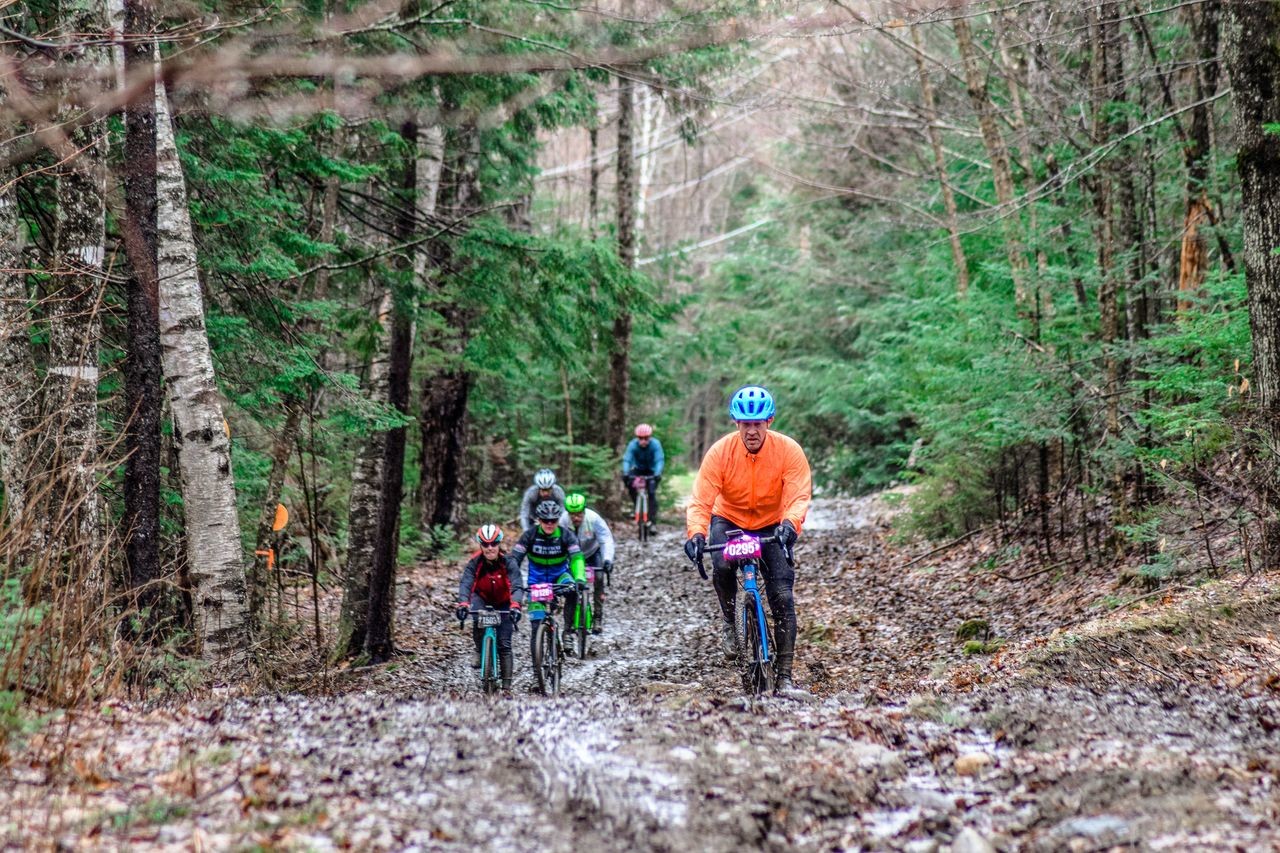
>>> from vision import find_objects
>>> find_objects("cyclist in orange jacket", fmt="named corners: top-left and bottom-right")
top-left (684, 385), bottom-right (811, 693)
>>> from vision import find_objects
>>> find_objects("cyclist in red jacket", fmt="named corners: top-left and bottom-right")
top-left (456, 524), bottom-right (523, 692)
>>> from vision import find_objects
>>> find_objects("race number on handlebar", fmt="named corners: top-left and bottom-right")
top-left (692, 531), bottom-right (791, 579)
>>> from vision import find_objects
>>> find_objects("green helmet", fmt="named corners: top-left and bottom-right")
top-left (564, 493), bottom-right (587, 514)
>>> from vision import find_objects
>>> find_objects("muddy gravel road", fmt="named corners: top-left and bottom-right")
top-left (6, 501), bottom-right (1280, 850)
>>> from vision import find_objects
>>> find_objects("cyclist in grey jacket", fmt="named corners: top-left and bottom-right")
top-left (519, 468), bottom-right (566, 532)
top-left (560, 493), bottom-right (616, 633)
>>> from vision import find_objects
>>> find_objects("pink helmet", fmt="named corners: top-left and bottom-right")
top-left (634, 423), bottom-right (653, 438)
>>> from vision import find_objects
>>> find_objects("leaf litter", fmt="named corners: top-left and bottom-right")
top-left (3, 494), bottom-right (1279, 850)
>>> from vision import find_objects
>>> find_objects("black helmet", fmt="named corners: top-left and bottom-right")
top-left (535, 500), bottom-right (562, 521)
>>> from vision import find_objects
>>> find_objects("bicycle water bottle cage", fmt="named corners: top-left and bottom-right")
top-left (723, 534), bottom-right (762, 561)
top-left (530, 583), bottom-right (554, 603)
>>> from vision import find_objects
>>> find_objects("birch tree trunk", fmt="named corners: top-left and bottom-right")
top-left (414, 125), bottom-right (473, 536)
top-left (954, 16), bottom-right (1030, 313)
top-left (334, 291), bottom-right (392, 659)
top-left (911, 25), bottom-right (969, 298)
top-left (0, 82), bottom-right (39, 535)
top-left (155, 83), bottom-right (245, 660)
top-left (1225, 0), bottom-right (1280, 565)
top-left (45, 0), bottom-right (110, 559)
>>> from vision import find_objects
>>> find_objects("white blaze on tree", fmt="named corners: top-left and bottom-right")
top-left (155, 81), bottom-right (247, 660)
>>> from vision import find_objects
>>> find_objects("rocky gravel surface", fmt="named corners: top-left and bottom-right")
top-left (4, 498), bottom-right (1280, 850)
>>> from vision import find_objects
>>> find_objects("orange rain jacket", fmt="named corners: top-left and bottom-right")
top-left (686, 430), bottom-right (812, 538)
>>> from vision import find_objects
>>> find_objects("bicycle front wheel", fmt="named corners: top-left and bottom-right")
top-left (532, 621), bottom-right (551, 695)
top-left (548, 625), bottom-right (562, 696)
top-left (738, 591), bottom-right (774, 696)
top-left (576, 602), bottom-right (590, 659)
top-left (481, 631), bottom-right (498, 696)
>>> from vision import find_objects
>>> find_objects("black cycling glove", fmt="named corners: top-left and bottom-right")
top-left (683, 533), bottom-right (705, 564)
top-left (603, 560), bottom-right (613, 573)
top-left (774, 521), bottom-right (797, 558)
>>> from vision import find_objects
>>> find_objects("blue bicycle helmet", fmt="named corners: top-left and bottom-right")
top-left (729, 385), bottom-right (776, 421)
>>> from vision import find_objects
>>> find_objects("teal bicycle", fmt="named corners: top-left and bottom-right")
top-left (459, 606), bottom-right (512, 696)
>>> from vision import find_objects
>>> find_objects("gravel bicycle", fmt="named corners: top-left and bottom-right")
top-left (631, 475), bottom-right (656, 542)
top-left (459, 606), bottom-right (513, 696)
top-left (527, 581), bottom-right (579, 696)
top-left (696, 531), bottom-right (784, 696)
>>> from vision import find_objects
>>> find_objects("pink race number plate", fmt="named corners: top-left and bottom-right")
top-left (585, 567), bottom-right (595, 583)
top-left (723, 535), bottom-right (762, 560)
top-left (529, 583), bottom-right (554, 603)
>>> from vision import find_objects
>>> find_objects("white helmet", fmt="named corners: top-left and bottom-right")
top-left (534, 468), bottom-right (556, 489)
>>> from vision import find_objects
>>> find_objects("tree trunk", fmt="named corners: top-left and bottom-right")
top-left (588, 116), bottom-right (600, 235)
top-left (911, 25), bottom-right (969, 298)
top-left (953, 16), bottom-right (1030, 313)
top-left (606, 62), bottom-right (637, 517)
top-left (993, 13), bottom-right (1051, 333)
top-left (1092, 3), bottom-right (1123, 449)
top-left (45, 0), bottom-right (110, 561)
top-left (122, 0), bottom-right (164, 635)
top-left (1225, 0), bottom-right (1280, 566)
top-left (333, 293), bottom-right (392, 659)
top-left (1178, 0), bottom-right (1223, 311)
top-left (0, 74), bottom-right (39, 537)
top-left (364, 120), bottom-right (418, 663)
top-left (413, 125), bottom-right (475, 538)
top-left (155, 82), bottom-right (246, 661)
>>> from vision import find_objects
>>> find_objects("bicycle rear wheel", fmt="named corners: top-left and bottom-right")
top-left (481, 631), bottom-right (498, 696)
top-left (738, 592), bottom-right (774, 696)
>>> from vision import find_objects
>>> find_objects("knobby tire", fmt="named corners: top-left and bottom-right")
top-left (536, 621), bottom-right (560, 696)
top-left (575, 601), bottom-right (590, 659)
top-left (532, 621), bottom-right (549, 695)
top-left (738, 590), bottom-right (774, 696)
top-left (636, 491), bottom-right (648, 544)
top-left (481, 631), bottom-right (498, 696)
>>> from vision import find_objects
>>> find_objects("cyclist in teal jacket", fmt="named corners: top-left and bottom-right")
top-left (621, 423), bottom-right (664, 526)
